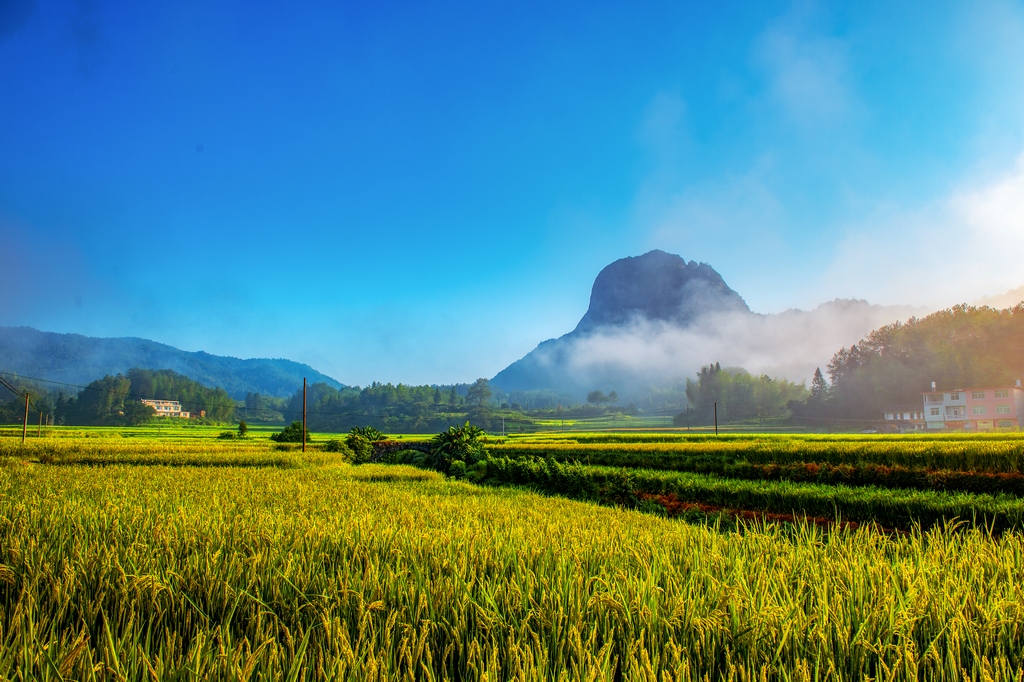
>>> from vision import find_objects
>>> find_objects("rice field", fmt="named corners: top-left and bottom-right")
top-left (2, 431), bottom-right (1024, 680)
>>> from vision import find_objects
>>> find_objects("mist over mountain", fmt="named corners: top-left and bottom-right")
top-left (0, 326), bottom-right (342, 399)
top-left (974, 286), bottom-right (1024, 311)
top-left (492, 250), bottom-right (927, 400)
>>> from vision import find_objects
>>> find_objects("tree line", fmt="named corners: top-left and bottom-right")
top-left (1, 368), bottom-right (235, 426)
top-left (280, 379), bottom-right (537, 433)
top-left (676, 363), bottom-right (808, 426)
top-left (791, 303), bottom-right (1024, 424)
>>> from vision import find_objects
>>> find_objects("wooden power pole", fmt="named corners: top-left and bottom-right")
top-left (302, 377), bottom-right (307, 453)
top-left (714, 402), bottom-right (718, 436)
top-left (22, 394), bottom-right (29, 444)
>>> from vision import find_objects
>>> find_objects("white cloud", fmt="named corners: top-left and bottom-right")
top-left (951, 154), bottom-right (1024, 240)
top-left (824, 152), bottom-right (1024, 307)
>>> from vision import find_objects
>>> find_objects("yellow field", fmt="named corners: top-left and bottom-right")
top-left (1, 432), bottom-right (1023, 680)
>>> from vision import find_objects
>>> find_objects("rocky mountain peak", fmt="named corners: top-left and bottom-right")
top-left (572, 250), bottom-right (750, 334)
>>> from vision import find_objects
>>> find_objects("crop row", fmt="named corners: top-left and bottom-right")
top-left (488, 444), bottom-right (1024, 496)
top-left (489, 439), bottom-right (1024, 474)
top-left (508, 431), bottom-right (1024, 444)
top-left (0, 438), bottom-right (322, 468)
top-left (480, 456), bottom-right (1024, 532)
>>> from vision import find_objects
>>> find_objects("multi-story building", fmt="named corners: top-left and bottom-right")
top-left (141, 399), bottom-right (191, 419)
top-left (921, 381), bottom-right (1023, 430)
top-left (880, 406), bottom-right (926, 432)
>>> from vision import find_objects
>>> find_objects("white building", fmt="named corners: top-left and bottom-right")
top-left (141, 399), bottom-right (191, 418)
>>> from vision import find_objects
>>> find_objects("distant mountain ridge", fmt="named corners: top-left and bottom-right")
top-left (0, 326), bottom-right (343, 398)
top-left (492, 250), bottom-right (927, 399)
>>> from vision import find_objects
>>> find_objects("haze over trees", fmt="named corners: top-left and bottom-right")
top-left (791, 304), bottom-right (1024, 423)
top-left (679, 364), bottom-right (808, 425)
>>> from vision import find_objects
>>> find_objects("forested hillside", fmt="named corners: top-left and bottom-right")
top-left (794, 304), bottom-right (1024, 422)
top-left (55, 369), bottom-right (235, 425)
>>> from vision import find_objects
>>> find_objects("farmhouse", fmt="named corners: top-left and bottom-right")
top-left (141, 399), bottom-right (190, 419)
top-left (921, 381), bottom-right (1024, 430)
top-left (880, 406), bottom-right (926, 432)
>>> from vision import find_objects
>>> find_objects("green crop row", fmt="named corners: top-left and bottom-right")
top-left (490, 438), bottom-right (1024, 473)
top-left (508, 431), bottom-right (1024, 444)
top-left (488, 445), bottom-right (1024, 496)
top-left (480, 456), bottom-right (1024, 532)
top-left (3, 461), bottom-right (1024, 680)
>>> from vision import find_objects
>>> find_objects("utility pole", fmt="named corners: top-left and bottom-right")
top-left (302, 378), bottom-right (307, 453)
top-left (714, 402), bottom-right (718, 436)
top-left (22, 394), bottom-right (29, 444)
top-left (37, 411), bottom-right (42, 437)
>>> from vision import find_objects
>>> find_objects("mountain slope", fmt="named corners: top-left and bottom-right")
top-left (0, 326), bottom-right (342, 398)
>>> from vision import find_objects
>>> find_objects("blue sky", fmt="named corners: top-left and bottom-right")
top-left (3, 1), bottom-right (1024, 385)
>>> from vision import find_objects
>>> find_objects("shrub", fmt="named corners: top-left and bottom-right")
top-left (270, 422), bottom-right (309, 443)
top-left (217, 431), bottom-right (237, 440)
top-left (345, 433), bottom-right (373, 464)
top-left (323, 439), bottom-right (354, 460)
top-left (449, 460), bottom-right (467, 479)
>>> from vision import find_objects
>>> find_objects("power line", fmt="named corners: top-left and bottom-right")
top-left (0, 375), bottom-right (25, 399)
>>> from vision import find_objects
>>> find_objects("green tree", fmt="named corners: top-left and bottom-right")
top-left (465, 378), bottom-right (492, 408)
top-left (811, 368), bottom-right (829, 402)
top-left (238, 420), bottom-right (248, 437)
top-left (121, 400), bottom-right (156, 426)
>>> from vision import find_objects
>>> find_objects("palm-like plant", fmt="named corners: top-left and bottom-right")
top-left (427, 422), bottom-right (485, 474)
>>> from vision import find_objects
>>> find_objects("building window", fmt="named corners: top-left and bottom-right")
top-left (930, 408), bottom-right (940, 416)
top-left (999, 420), bottom-right (1014, 428)
top-left (995, 389), bottom-right (1009, 399)
top-left (973, 406), bottom-right (987, 415)
top-left (950, 392), bottom-right (960, 401)
top-left (972, 390), bottom-right (985, 399)
top-left (997, 405), bottom-right (1012, 414)
top-left (946, 407), bottom-right (966, 417)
